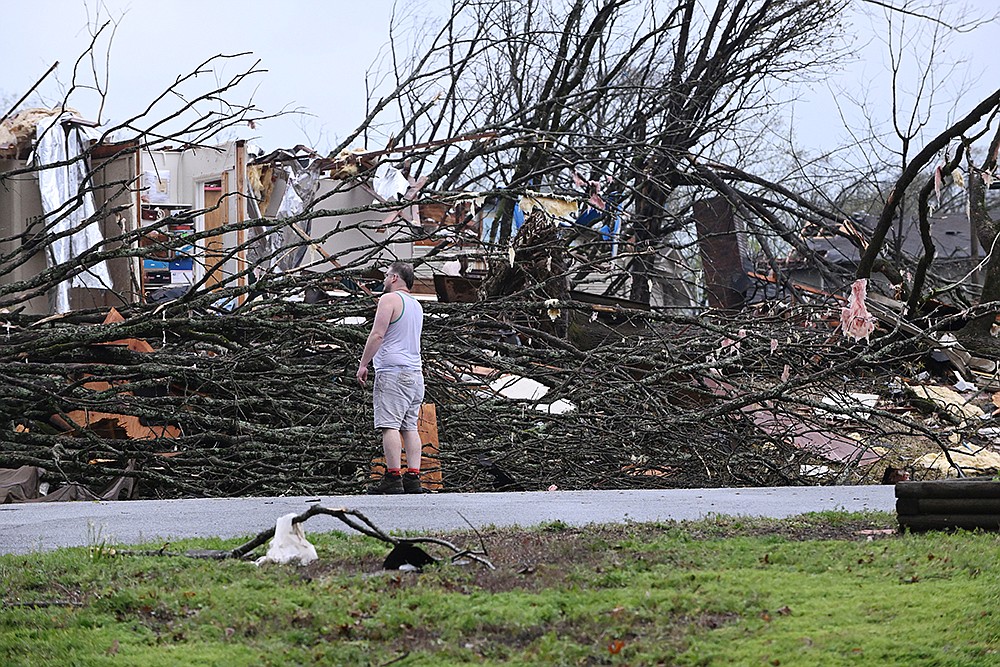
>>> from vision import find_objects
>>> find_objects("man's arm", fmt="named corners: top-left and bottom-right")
top-left (357, 294), bottom-right (398, 384)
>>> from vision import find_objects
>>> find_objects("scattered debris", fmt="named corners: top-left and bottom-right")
top-left (908, 384), bottom-right (985, 426)
top-left (818, 392), bottom-right (880, 421)
top-left (116, 505), bottom-right (496, 571)
top-left (255, 513), bottom-right (318, 566)
top-left (840, 278), bottom-right (877, 342)
top-left (913, 444), bottom-right (1000, 478)
top-left (0, 464), bottom-right (135, 504)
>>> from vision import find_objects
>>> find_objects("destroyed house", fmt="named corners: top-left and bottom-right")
top-left (0, 112), bottom-right (472, 313)
top-left (1, 108), bottom-right (698, 313)
top-left (785, 213), bottom-right (983, 292)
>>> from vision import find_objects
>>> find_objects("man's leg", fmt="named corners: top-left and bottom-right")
top-left (400, 429), bottom-right (427, 494)
top-left (381, 428), bottom-right (403, 470)
top-left (401, 430), bottom-right (422, 471)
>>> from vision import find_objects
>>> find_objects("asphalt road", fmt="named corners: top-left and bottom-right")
top-left (0, 485), bottom-right (897, 555)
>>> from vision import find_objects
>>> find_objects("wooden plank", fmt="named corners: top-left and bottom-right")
top-left (895, 480), bottom-right (1000, 499)
top-left (898, 514), bottom-right (1000, 532)
top-left (235, 141), bottom-right (248, 301)
top-left (371, 403), bottom-right (442, 491)
top-left (204, 176), bottom-right (227, 288)
top-left (415, 403), bottom-right (442, 491)
top-left (897, 497), bottom-right (1000, 514)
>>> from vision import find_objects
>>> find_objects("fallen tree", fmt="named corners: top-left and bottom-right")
top-left (2, 262), bottom-right (994, 499)
top-left (4, 2), bottom-right (1000, 500)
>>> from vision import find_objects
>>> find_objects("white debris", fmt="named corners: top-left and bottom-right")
top-left (800, 465), bottom-right (832, 477)
top-left (256, 513), bottom-right (318, 566)
top-left (536, 398), bottom-right (576, 415)
top-left (543, 298), bottom-right (561, 322)
top-left (489, 374), bottom-right (549, 401)
top-left (953, 371), bottom-right (977, 393)
top-left (817, 392), bottom-right (879, 420)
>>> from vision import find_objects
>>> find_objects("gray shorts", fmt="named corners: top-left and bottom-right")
top-left (373, 370), bottom-right (425, 431)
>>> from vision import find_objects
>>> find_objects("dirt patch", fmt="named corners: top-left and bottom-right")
top-left (306, 515), bottom-right (899, 591)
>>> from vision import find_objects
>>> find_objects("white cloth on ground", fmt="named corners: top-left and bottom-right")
top-left (255, 513), bottom-right (318, 566)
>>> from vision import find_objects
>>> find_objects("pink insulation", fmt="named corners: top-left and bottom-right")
top-left (840, 278), bottom-right (877, 342)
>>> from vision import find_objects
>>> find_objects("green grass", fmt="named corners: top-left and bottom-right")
top-left (2, 512), bottom-right (999, 665)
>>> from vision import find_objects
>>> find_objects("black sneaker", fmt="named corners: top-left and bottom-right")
top-left (368, 473), bottom-right (403, 495)
top-left (402, 471), bottom-right (429, 494)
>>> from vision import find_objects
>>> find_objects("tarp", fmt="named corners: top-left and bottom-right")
top-left (32, 113), bottom-right (112, 313)
top-left (0, 464), bottom-right (136, 504)
top-left (373, 163), bottom-right (409, 201)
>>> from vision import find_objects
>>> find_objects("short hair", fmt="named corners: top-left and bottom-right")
top-left (387, 261), bottom-right (415, 289)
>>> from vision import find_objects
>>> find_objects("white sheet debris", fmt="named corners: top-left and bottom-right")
top-left (373, 163), bottom-right (409, 201)
top-left (489, 374), bottom-right (549, 401)
top-left (536, 398), bottom-right (576, 414)
top-left (488, 373), bottom-right (576, 414)
top-left (32, 113), bottom-right (113, 313)
top-left (818, 392), bottom-right (879, 420)
top-left (255, 513), bottom-right (318, 566)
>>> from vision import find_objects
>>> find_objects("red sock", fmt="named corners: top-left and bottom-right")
top-left (406, 468), bottom-right (420, 475)
top-left (387, 468), bottom-right (402, 476)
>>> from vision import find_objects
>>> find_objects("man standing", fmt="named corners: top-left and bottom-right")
top-left (357, 262), bottom-right (427, 494)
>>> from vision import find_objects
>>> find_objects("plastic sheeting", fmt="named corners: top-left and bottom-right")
top-left (32, 113), bottom-right (112, 313)
top-left (256, 163), bottom-right (321, 273)
top-left (373, 163), bottom-right (409, 201)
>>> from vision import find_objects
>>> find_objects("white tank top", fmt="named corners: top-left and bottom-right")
top-left (373, 292), bottom-right (423, 372)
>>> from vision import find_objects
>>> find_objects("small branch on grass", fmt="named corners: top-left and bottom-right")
top-left (378, 652), bottom-right (412, 667)
top-left (118, 506), bottom-right (496, 570)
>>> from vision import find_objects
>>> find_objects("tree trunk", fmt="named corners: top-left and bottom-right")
top-left (959, 169), bottom-right (1000, 341)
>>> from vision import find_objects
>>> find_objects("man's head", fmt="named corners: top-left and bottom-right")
top-left (384, 261), bottom-right (415, 291)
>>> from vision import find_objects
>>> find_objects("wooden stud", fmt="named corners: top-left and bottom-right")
top-left (235, 141), bottom-right (247, 302)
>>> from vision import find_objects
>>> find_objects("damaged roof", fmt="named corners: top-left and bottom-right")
top-left (802, 213), bottom-right (977, 265)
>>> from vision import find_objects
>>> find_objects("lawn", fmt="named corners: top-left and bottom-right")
top-left (2, 511), bottom-right (998, 666)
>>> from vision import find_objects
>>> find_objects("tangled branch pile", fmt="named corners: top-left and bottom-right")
top-left (0, 273), bottom-right (966, 499)
top-left (6, 0), bottom-right (1000, 499)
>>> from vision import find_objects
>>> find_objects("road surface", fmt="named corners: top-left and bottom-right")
top-left (0, 485), bottom-right (897, 555)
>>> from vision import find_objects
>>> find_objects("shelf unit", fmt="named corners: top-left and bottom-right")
top-left (139, 203), bottom-right (196, 296)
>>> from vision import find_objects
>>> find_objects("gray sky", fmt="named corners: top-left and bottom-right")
top-left (3, 0), bottom-right (410, 153)
top-left (3, 1), bottom-right (998, 158)
top-left (792, 0), bottom-right (1000, 155)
